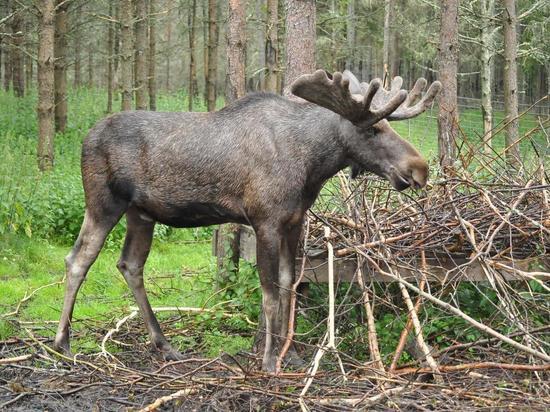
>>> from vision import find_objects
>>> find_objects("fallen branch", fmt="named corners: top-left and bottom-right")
top-left (394, 361), bottom-right (550, 375)
top-left (138, 387), bottom-right (199, 412)
top-left (0, 353), bottom-right (33, 365)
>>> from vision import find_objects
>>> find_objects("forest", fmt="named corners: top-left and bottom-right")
top-left (0, 0), bottom-right (549, 410)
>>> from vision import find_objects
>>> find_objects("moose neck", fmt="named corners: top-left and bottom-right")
top-left (293, 103), bottom-right (353, 189)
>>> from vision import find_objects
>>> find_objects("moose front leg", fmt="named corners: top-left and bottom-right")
top-left (255, 225), bottom-right (282, 373)
top-left (277, 224), bottom-right (301, 353)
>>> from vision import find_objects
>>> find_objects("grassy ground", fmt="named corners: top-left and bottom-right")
top-left (0, 87), bottom-right (547, 359)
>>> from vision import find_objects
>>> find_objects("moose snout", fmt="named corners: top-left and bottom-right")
top-left (409, 157), bottom-right (429, 188)
top-left (390, 156), bottom-right (429, 191)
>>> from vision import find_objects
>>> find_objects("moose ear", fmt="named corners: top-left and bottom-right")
top-left (343, 70), bottom-right (362, 95)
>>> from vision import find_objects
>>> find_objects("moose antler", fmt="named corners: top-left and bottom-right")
top-left (290, 70), bottom-right (407, 129)
top-left (290, 70), bottom-right (441, 127)
top-left (361, 75), bottom-right (442, 121)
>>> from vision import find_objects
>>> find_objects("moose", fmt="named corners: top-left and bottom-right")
top-left (53, 70), bottom-right (441, 372)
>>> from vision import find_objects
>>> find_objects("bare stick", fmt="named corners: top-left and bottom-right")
top-left (138, 387), bottom-right (198, 412)
top-left (359, 254), bottom-right (550, 363)
top-left (394, 361), bottom-right (550, 375)
top-left (277, 217), bottom-right (311, 372)
top-left (101, 309), bottom-right (139, 358)
top-left (397, 280), bottom-right (442, 382)
top-left (389, 251), bottom-right (428, 372)
top-left (0, 354), bottom-right (33, 364)
top-left (356, 264), bottom-right (384, 372)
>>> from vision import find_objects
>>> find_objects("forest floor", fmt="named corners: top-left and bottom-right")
top-left (1, 320), bottom-right (548, 411)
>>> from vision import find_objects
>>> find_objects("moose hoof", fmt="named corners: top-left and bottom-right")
top-left (262, 356), bottom-right (277, 374)
top-left (284, 350), bottom-right (305, 368)
top-left (162, 348), bottom-right (186, 362)
top-left (52, 336), bottom-right (73, 358)
top-left (154, 342), bottom-right (185, 361)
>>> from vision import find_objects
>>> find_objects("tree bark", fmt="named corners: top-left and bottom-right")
top-left (382, 0), bottom-right (394, 85)
top-left (113, 2), bottom-right (120, 100)
top-left (188, 0), bottom-right (197, 111)
top-left (283, 0), bottom-right (315, 96)
top-left (437, 0), bottom-right (459, 168)
top-left (265, 0), bottom-right (278, 93)
top-left (148, 0), bottom-right (156, 110)
top-left (134, 0), bottom-right (148, 110)
top-left (346, 0), bottom-right (355, 73)
top-left (37, 0), bottom-right (55, 171)
top-left (73, 14), bottom-right (81, 88)
top-left (3, 0), bottom-right (12, 92)
top-left (219, 0), bottom-right (248, 285)
top-left (226, 0), bottom-right (246, 102)
top-left (11, 3), bottom-right (24, 97)
top-left (107, 0), bottom-right (114, 113)
top-left (480, 0), bottom-right (496, 152)
top-left (164, 13), bottom-right (171, 90)
top-left (502, 0), bottom-right (521, 165)
top-left (206, 0), bottom-right (218, 111)
top-left (256, 0), bottom-right (265, 90)
top-left (120, 0), bottom-right (133, 111)
top-left (54, 0), bottom-right (68, 131)
top-left (87, 48), bottom-right (93, 87)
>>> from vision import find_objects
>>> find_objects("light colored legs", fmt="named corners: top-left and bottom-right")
top-left (116, 208), bottom-right (182, 360)
top-left (54, 209), bottom-right (123, 354)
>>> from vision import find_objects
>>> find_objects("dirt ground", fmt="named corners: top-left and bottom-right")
top-left (1, 325), bottom-right (549, 411)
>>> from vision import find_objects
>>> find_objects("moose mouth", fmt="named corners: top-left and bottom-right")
top-left (388, 169), bottom-right (423, 191)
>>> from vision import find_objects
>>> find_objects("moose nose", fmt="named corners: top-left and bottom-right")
top-left (407, 157), bottom-right (429, 189)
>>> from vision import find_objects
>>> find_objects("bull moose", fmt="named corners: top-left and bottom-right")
top-left (53, 70), bottom-right (441, 372)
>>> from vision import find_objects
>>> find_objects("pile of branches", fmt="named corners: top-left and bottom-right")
top-left (282, 122), bottom-right (550, 397)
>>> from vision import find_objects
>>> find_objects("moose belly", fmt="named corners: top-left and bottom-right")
top-left (138, 201), bottom-right (248, 228)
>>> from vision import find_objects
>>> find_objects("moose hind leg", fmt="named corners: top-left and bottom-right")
top-left (54, 208), bottom-right (123, 355)
top-left (255, 225), bottom-right (282, 373)
top-left (117, 208), bottom-right (183, 361)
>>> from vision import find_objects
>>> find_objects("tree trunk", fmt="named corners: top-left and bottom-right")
top-left (148, 0), bottom-right (156, 111)
top-left (256, 0), bottom-right (265, 90)
top-left (346, 0), bottom-right (356, 72)
top-left (107, 0), bottom-right (114, 113)
top-left (502, 0), bottom-right (521, 165)
top-left (219, 0), bottom-right (248, 286)
top-left (480, 0), bottom-right (496, 152)
top-left (437, 0), bottom-right (459, 168)
top-left (283, 0), bottom-right (315, 95)
top-left (120, 0), bottom-right (133, 111)
top-left (73, 17), bottom-right (81, 88)
top-left (11, 4), bottom-right (24, 97)
top-left (265, 0), bottom-right (278, 93)
top-left (113, 2), bottom-right (120, 100)
top-left (165, 14), bottom-right (171, 90)
top-left (134, 0), bottom-right (147, 110)
top-left (226, 0), bottom-right (246, 102)
top-left (3, 0), bottom-right (11, 92)
top-left (87, 48), bottom-right (93, 87)
top-left (202, 1), bottom-right (208, 102)
top-left (37, 0), bottom-right (55, 172)
top-left (382, 0), bottom-right (394, 85)
top-left (25, 42), bottom-right (32, 87)
top-left (206, 0), bottom-right (218, 111)
top-left (54, 0), bottom-right (68, 132)
top-left (188, 0), bottom-right (197, 111)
